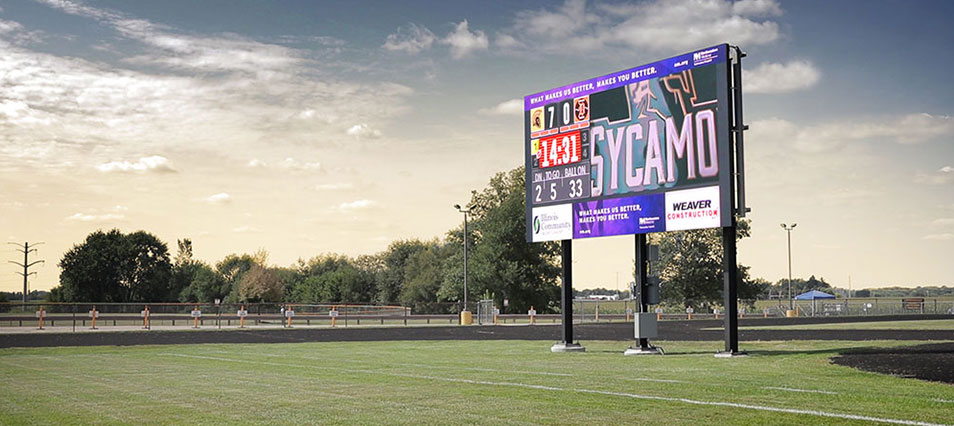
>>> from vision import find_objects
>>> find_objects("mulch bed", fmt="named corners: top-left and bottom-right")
top-left (831, 342), bottom-right (954, 385)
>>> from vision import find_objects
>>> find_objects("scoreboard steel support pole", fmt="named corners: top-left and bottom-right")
top-left (717, 45), bottom-right (748, 357)
top-left (635, 234), bottom-right (650, 350)
top-left (552, 240), bottom-right (585, 352)
top-left (561, 240), bottom-right (573, 344)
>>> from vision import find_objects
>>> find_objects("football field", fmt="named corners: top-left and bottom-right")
top-left (2, 339), bottom-right (953, 425)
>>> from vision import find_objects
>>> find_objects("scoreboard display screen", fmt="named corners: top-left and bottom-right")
top-left (525, 44), bottom-right (733, 243)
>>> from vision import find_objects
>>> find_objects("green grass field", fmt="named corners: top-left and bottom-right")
top-left (2, 339), bottom-right (954, 425)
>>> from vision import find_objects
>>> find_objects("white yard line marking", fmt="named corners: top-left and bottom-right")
top-left (159, 353), bottom-right (949, 426)
top-left (627, 377), bottom-right (686, 384)
top-left (934, 399), bottom-right (954, 403)
top-left (762, 386), bottom-right (839, 395)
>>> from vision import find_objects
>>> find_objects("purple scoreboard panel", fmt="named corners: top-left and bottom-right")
top-left (525, 45), bottom-right (733, 242)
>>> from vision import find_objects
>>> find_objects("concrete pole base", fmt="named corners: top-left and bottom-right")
top-left (624, 346), bottom-right (664, 356)
top-left (550, 342), bottom-right (586, 353)
top-left (714, 351), bottom-right (748, 358)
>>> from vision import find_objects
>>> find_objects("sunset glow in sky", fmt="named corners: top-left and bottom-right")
top-left (1, 0), bottom-right (952, 293)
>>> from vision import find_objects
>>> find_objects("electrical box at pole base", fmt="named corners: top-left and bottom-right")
top-left (634, 312), bottom-right (658, 339)
top-left (646, 276), bottom-right (660, 305)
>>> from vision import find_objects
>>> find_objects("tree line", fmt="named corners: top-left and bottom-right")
top-left (49, 167), bottom-right (561, 313)
top-left (47, 165), bottom-right (871, 313)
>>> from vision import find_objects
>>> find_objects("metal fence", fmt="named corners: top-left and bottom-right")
top-left (0, 302), bottom-right (413, 330)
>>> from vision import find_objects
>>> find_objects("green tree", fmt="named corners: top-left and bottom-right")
top-left (400, 240), bottom-right (451, 313)
top-left (237, 264), bottom-right (283, 302)
top-left (56, 229), bottom-right (173, 303)
top-left (652, 218), bottom-right (755, 309)
top-left (288, 254), bottom-right (376, 303)
top-left (178, 263), bottom-right (228, 303)
top-left (440, 166), bottom-right (561, 313)
top-left (377, 240), bottom-right (430, 304)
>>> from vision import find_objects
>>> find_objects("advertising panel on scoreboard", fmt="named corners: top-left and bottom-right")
top-left (524, 44), bottom-right (732, 242)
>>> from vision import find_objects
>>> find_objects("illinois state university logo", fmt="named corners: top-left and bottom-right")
top-left (574, 96), bottom-right (589, 122)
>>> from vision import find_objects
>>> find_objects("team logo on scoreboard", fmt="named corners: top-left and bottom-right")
top-left (531, 204), bottom-right (573, 242)
top-left (574, 96), bottom-right (589, 122)
top-left (530, 106), bottom-right (545, 133)
top-left (664, 186), bottom-right (721, 231)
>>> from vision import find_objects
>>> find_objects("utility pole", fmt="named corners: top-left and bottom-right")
top-left (780, 224), bottom-right (796, 310)
top-left (8, 242), bottom-right (44, 306)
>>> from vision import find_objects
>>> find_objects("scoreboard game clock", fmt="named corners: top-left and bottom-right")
top-left (524, 44), bottom-right (735, 243)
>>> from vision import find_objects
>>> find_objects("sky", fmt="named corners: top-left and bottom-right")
top-left (1, 0), bottom-right (952, 294)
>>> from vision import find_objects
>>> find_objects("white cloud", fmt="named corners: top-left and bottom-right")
top-left (478, 99), bottom-right (523, 116)
top-left (247, 158), bottom-right (321, 172)
top-left (751, 114), bottom-right (954, 154)
top-left (502, 0), bottom-right (781, 55)
top-left (915, 166), bottom-right (954, 185)
top-left (232, 225), bottom-right (260, 233)
top-left (932, 218), bottom-right (954, 226)
top-left (732, 0), bottom-right (784, 16)
top-left (745, 60), bottom-right (821, 94)
top-left (315, 182), bottom-right (353, 191)
top-left (205, 193), bottom-right (232, 204)
top-left (278, 158), bottom-right (321, 172)
top-left (382, 23), bottom-right (436, 54)
top-left (346, 123), bottom-right (382, 139)
top-left (338, 199), bottom-right (375, 210)
top-left (922, 233), bottom-right (954, 241)
top-left (441, 20), bottom-right (489, 59)
top-left (66, 212), bottom-right (125, 222)
top-left (96, 155), bottom-right (175, 173)
top-left (0, 0), bottom-right (414, 174)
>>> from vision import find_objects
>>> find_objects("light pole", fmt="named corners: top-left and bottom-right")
top-left (454, 204), bottom-right (470, 315)
top-left (780, 223), bottom-right (797, 310)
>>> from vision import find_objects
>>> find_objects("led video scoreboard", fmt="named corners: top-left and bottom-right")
top-left (525, 44), bottom-right (733, 243)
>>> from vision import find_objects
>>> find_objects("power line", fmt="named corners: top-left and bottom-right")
top-left (8, 242), bottom-right (44, 305)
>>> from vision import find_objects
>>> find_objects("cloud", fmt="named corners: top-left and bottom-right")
top-left (0, 0), bottom-right (414, 174)
top-left (441, 20), bottom-right (488, 59)
top-left (346, 123), bottom-right (382, 139)
top-left (247, 158), bottom-right (321, 172)
top-left (478, 99), bottom-right (523, 116)
top-left (751, 114), bottom-right (954, 154)
top-left (915, 166), bottom-right (954, 185)
top-left (922, 233), bottom-right (954, 241)
top-left (95, 155), bottom-right (175, 173)
top-left (383, 23), bottom-right (436, 54)
top-left (232, 225), bottom-right (260, 233)
top-left (932, 218), bottom-right (954, 226)
top-left (732, 0), bottom-right (784, 16)
top-left (66, 212), bottom-right (125, 222)
top-left (338, 199), bottom-right (376, 210)
top-left (745, 60), bottom-right (821, 94)
top-left (501, 0), bottom-right (781, 55)
top-left (205, 193), bottom-right (231, 204)
top-left (315, 182), bottom-right (353, 191)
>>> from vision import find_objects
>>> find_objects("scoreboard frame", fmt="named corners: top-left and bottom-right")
top-left (524, 44), bottom-right (741, 243)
